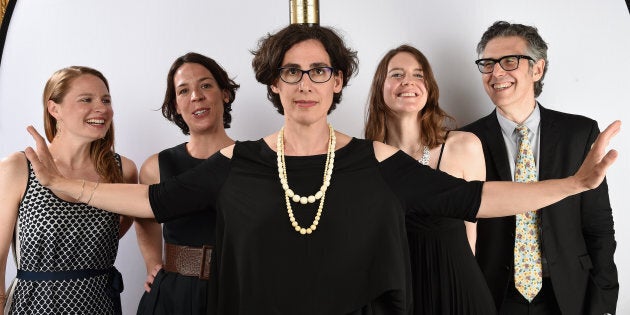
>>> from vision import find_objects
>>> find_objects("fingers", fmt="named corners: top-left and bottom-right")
top-left (151, 264), bottom-right (162, 276)
top-left (593, 120), bottom-right (621, 151)
top-left (26, 125), bottom-right (48, 149)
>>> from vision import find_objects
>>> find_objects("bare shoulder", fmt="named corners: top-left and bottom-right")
top-left (0, 152), bottom-right (29, 201)
top-left (0, 152), bottom-right (29, 178)
top-left (445, 131), bottom-right (483, 154)
top-left (219, 144), bottom-right (235, 159)
top-left (443, 131), bottom-right (485, 180)
top-left (373, 141), bottom-right (399, 162)
top-left (117, 154), bottom-right (139, 184)
top-left (140, 154), bottom-right (159, 172)
top-left (139, 153), bottom-right (160, 185)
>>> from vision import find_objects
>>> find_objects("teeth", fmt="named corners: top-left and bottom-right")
top-left (86, 119), bottom-right (104, 124)
top-left (398, 92), bottom-right (417, 97)
top-left (193, 109), bottom-right (208, 116)
top-left (493, 82), bottom-right (513, 90)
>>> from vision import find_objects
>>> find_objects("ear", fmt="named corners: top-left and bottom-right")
top-left (47, 100), bottom-right (61, 119)
top-left (532, 59), bottom-right (545, 82)
top-left (333, 70), bottom-right (343, 93)
top-left (222, 89), bottom-right (230, 104)
top-left (270, 80), bottom-right (280, 94)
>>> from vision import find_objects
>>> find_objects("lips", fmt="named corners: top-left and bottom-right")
top-left (85, 118), bottom-right (105, 125)
top-left (397, 92), bottom-right (418, 97)
top-left (295, 100), bottom-right (317, 107)
top-left (492, 82), bottom-right (514, 90)
top-left (193, 108), bottom-right (209, 116)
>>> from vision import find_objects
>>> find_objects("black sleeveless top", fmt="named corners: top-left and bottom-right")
top-left (158, 143), bottom-right (216, 246)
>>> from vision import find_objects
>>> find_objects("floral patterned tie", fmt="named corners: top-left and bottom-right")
top-left (513, 125), bottom-right (542, 302)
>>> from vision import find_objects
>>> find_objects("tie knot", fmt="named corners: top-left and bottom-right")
top-left (516, 125), bottom-right (529, 138)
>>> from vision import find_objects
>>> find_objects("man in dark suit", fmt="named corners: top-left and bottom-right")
top-left (462, 21), bottom-right (618, 314)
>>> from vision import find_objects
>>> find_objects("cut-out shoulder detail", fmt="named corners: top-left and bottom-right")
top-left (373, 141), bottom-right (399, 162)
top-left (220, 144), bottom-right (235, 159)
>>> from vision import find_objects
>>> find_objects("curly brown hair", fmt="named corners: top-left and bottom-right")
top-left (251, 24), bottom-right (358, 115)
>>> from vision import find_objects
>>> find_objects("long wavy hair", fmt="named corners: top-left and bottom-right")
top-left (43, 66), bottom-right (122, 183)
top-left (365, 45), bottom-right (454, 148)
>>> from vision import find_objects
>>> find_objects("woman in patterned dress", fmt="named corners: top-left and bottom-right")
top-left (0, 66), bottom-right (137, 314)
top-left (365, 45), bottom-right (495, 314)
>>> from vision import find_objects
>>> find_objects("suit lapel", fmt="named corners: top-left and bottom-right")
top-left (482, 112), bottom-right (513, 182)
top-left (537, 105), bottom-right (559, 181)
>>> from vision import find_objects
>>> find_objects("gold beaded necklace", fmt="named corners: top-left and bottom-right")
top-left (276, 124), bottom-right (336, 235)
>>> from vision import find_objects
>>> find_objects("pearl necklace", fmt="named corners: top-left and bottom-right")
top-left (276, 124), bottom-right (336, 235)
top-left (419, 145), bottom-right (430, 165)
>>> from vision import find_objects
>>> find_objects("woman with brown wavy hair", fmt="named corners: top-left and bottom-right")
top-left (0, 66), bottom-right (136, 314)
top-left (365, 45), bottom-right (495, 314)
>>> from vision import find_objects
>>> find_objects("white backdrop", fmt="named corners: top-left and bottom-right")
top-left (1, 1), bottom-right (628, 313)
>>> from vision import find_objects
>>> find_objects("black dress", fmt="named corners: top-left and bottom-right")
top-left (150, 138), bottom-right (484, 315)
top-left (406, 143), bottom-right (496, 315)
top-left (137, 143), bottom-right (216, 315)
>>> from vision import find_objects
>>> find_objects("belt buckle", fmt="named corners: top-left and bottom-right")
top-left (199, 245), bottom-right (212, 280)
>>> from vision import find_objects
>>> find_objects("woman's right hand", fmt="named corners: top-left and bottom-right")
top-left (144, 264), bottom-right (163, 292)
top-left (24, 126), bottom-right (63, 188)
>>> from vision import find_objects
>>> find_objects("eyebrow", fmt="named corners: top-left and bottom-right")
top-left (282, 62), bottom-right (330, 69)
top-left (77, 93), bottom-right (111, 98)
top-left (176, 76), bottom-right (215, 88)
top-left (387, 67), bottom-right (423, 72)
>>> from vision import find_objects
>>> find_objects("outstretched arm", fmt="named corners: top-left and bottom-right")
top-left (477, 120), bottom-right (620, 217)
top-left (24, 126), bottom-right (154, 218)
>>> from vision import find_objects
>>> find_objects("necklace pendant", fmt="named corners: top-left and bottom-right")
top-left (419, 145), bottom-right (430, 165)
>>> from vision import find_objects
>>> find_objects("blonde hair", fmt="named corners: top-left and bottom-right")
top-left (43, 66), bottom-right (122, 183)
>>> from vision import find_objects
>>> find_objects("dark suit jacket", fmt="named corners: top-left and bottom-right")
top-left (461, 105), bottom-right (618, 314)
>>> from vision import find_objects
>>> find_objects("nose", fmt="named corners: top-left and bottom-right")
top-left (402, 76), bottom-right (414, 86)
top-left (191, 88), bottom-right (205, 101)
top-left (298, 73), bottom-right (312, 91)
top-left (94, 100), bottom-right (108, 113)
top-left (492, 62), bottom-right (506, 76)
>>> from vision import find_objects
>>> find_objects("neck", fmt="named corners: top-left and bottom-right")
top-left (385, 114), bottom-right (423, 155)
top-left (49, 139), bottom-right (93, 171)
top-left (497, 99), bottom-right (536, 124)
top-left (187, 130), bottom-right (234, 159)
top-left (281, 121), bottom-right (331, 156)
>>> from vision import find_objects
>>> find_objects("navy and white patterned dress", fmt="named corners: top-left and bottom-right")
top-left (5, 160), bottom-right (121, 315)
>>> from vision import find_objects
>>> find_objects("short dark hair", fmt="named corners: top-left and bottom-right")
top-left (477, 21), bottom-right (549, 97)
top-left (162, 52), bottom-right (240, 134)
top-left (251, 24), bottom-right (358, 114)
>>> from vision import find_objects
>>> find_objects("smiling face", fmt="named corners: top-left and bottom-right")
top-left (270, 39), bottom-right (343, 127)
top-left (481, 36), bottom-right (545, 116)
top-left (47, 74), bottom-right (113, 141)
top-left (174, 62), bottom-right (229, 135)
top-left (383, 52), bottom-right (428, 116)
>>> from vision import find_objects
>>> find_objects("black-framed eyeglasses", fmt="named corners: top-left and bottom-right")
top-left (474, 55), bottom-right (535, 74)
top-left (278, 66), bottom-right (335, 84)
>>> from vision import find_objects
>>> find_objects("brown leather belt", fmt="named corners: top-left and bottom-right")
top-left (163, 243), bottom-right (213, 280)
